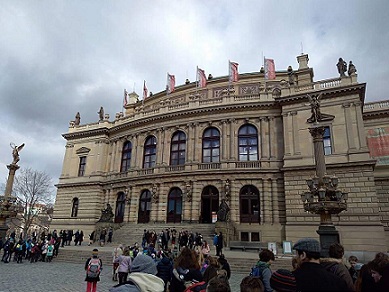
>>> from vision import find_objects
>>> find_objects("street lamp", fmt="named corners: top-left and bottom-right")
top-left (302, 94), bottom-right (347, 257)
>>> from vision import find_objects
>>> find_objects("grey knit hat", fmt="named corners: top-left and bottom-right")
top-left (293, 238), bottom-right (321, 253)
top-left (130, 254), bottom-right (157, 275)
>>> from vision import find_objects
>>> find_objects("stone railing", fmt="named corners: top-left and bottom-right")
top-left (69, 75), bottom-right (358, 130)
top-left (364, 101), bottom-right (389, 112)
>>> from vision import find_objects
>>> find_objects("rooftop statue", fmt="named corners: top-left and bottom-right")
top-left (74, 112), bottom-right (80, 125)
top-left (98, 106), bottom-right (104, 121)
top-left (348, 61), bottom-right (357, 76)
top-left (336, 58), bottom-right (347, 77)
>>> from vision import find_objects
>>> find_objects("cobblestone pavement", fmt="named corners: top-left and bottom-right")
top-left (0, 260), bottom-right (247, 291)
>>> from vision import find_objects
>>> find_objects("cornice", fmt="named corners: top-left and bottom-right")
top-left (275, 83), bottom-right (366, 105)
top-left (62, 127), bottom-right (109, 140)
top-left (363, 109), bottom-right (389, 121)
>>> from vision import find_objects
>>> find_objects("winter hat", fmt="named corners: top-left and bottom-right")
top-left (270, 269), bottom-right (297, 292)
top-left (130, 254), bottom-right (157, 275)
top-left (292, 238), bottom-right (321, 253)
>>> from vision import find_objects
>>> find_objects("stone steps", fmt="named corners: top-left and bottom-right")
top-left (111, 223), bottom-right (216, 246)
top-left (55, 247), bottom-right (293, 273)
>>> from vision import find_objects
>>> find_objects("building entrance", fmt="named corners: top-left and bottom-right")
top-left (201, 186), bottom-right (219, 223)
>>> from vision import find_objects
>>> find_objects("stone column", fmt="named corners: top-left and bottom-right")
top-left (271, 178), bottom-right (279, 224)
top-left (62, 144), bottom-right (74, 177)
top-left (263, 178), bottom-right (272, 223)
top-left (136, 134), bottom-right (144, 169)
top-left (131, 135), bottom-right (138, 168)
top-left (291, 112), bottom-right (300, 155)
top-left (187, 123), bottom-right (195, 163)
top-left (343, 103), bottom-right (356, 150)
top-left (282, 113), bottom-right (291, 156)
top-left (309, 127), bottom-right (327, 182)
top-left (193, 123), bottom-right (199, 163)
top-left (221, 120), bottom-right (228, 160)
top-left (109, 141), bottom-right (116, 172)
top-left (260, 179), bottom-right (265, 224)
top-left (230, 119), bottom-right (236, 160)
top-left (261, 117), bottom-right (270, 159)
top-left (182, 181), bottom-right (193, 223)
top-left (354, 102), bottom-right (368, 149)
top-left (226, 120), bottom-right (231, 160)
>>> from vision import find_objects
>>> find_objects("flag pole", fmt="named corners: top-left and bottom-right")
top-left (264, 55), bottom-right (267, 92)
top-left (228, 60), bottom-right (231, 98)
top-left (196, 66), bottom-right (198, 94)
top-left (166, 73), bottom-right (169, 97)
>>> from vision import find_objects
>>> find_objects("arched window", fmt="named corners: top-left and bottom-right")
top-left (239, 185), bottom-right (260, 223)
top-left (170, 131), bottom-right (186, 165)
top-left (143, 136), bottom-right (157, 168)
top-left (121, 141), bottom-right (132, 172)
top-left (202, 127), bottom-right (220, 163)
top-left (71, 197), bottom-right (79, 217)
top-left (238, 124), bottom-right (259, 161)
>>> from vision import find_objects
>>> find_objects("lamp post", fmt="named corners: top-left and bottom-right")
top-left (302, 95), bottom-right (347, 257)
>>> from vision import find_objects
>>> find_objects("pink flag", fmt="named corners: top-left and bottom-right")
top-left (197, 67), bottom-right (207, 88)
top-left (167, 73), bottom-right (175, 94)
top-left (143, 80), bottom-right (148, 100)
top-left (264, 58), bottom-right (276, 80)
top-left (229, 61), bottom-right (239, 82)
top-left (123, 89), bottom-right (128, 107)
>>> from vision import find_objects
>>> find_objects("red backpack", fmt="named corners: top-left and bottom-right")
top-left (184, 281), bottom-right (207, 292)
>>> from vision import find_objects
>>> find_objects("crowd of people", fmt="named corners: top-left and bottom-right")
top-left (83, 232), bottom-right (389, 292)
top-left (0, 230), bottom-right (62, 264)
top-left (2, 227), bottom-right (389, 292)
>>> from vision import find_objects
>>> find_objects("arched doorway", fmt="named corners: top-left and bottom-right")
top-left (167, 188), bottom-right (182, 223)
top-left (239, 185), bottom-right (260, 223)
top-left (138, 190), bottom-right (152, 223)
top-left (115, 192), bottom-right (126, 223)
top-left (201, 186), bottom-right (219, 223)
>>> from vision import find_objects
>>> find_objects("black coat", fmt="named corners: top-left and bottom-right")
top-left (294, 262), bottom-right (349, 291)
top-left (169, 268), bottom-right (202, 292)
top-left (157, 257), bottom-right (173, 283)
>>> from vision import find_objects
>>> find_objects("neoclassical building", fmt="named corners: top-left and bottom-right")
top-left (51, 54), bottom-right (389, 253)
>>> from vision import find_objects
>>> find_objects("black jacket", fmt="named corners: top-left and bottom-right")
top-left (294, 262), bottom-right (349, 291)
top-left (157, 257), bottom-right (173, 283)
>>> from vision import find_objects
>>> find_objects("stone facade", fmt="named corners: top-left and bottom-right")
top-left (51, 54), bottom-right (389, 253)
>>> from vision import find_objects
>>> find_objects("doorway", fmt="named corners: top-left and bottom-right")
top-left (115, 192), bottom-right (126, 223)
top-left (138, 190), bottom-right (152, 223)
top-left (167, 188), bottom-right (182, 223)
top-left (201, 186), bottom-right (219, 223)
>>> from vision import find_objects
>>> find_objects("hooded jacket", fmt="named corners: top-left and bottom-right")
top-left (109, 272), bottom-right (164, 292)
top-left (320, 257), bottom-right (354, 291)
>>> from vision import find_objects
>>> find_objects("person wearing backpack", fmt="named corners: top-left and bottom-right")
top-left (250, 248), bottom-right (275, 292)
top-left (85, 248), bottom-right (103, 292)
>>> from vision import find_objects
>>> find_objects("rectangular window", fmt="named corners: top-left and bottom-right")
top-left (251, 232), bottom-right (260, 242)
top-left (241, 232), bottom-right (249, 242)
top-left (323, 127), bottom-right (332, 155)
top-left (78, 156), bottom-right (86, 176)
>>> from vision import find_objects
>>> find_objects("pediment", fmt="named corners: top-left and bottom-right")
top-left (76, 147), bottom-right (91, 154)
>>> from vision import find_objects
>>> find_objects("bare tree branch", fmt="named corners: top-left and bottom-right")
top-left (12, 167), bottom-right (55, 238)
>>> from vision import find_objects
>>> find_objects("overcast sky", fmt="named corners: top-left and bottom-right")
top-left (0, 0), bottom-right (388, 189)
